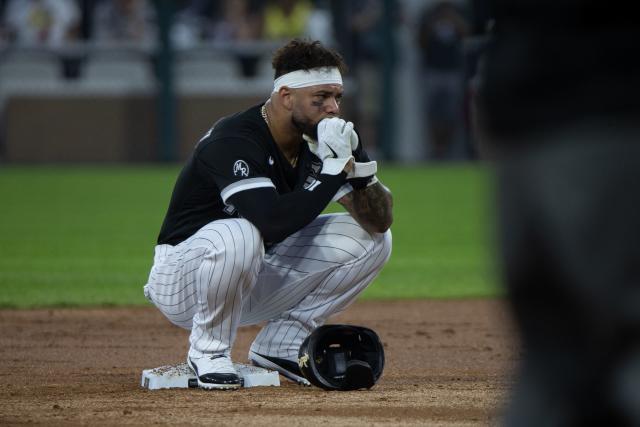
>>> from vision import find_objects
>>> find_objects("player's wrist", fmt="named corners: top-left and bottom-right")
top-left (343, 158), bottom-right (355, 174)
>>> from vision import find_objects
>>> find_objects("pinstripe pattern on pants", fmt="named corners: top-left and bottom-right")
top-left (143, 213), bottom-right (392, 362)
top-left (244, 213), bottom-right (392, 360)
top-left (144, 218), bottom-right (264, 360)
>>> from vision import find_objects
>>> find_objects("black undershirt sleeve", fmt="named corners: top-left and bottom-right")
top-left (227, 172), bottom-right (347, 244)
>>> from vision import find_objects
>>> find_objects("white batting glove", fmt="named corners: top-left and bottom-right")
top-left (314, 117), bottom-right (355, 175)
top-left (306, 123), bottom-right (378, 178)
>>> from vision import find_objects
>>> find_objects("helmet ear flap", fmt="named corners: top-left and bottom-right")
top-left (298, 324), bottom-right (384, 391)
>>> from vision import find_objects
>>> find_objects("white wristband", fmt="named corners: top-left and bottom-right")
top-left (321, 156), bottom-right (354, 175)
top-left (346, 161), bottom-right (377, 179)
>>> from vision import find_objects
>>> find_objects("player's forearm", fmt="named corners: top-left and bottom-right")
top-left (229, 172), bottom-right (347, 244)
top-left (340, 182), bottom-right (393, 234)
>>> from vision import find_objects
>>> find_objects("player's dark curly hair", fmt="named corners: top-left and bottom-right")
top-left (271, 39), bottom-right (348, 79)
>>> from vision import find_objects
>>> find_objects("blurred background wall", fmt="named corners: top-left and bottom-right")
top-left (0, 0), bottom-right (487, 164)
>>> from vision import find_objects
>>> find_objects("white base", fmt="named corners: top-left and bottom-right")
top-left (141, 362), bottom-right (280, 390)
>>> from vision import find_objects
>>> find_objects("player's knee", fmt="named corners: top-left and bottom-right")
top-left (374, 228), bottom-right (392, 264)
top-left (322, 215), bottom-right (391, 264)
top-left (349, 229), bottom-right (392, 293)
top-left (331, 222), bottom-right (373, 264)
top-left (359, 228), bottom-right (392, 275)
top-left (339, 221), bottom-right (392, 268)
top-left (229, 219), bottom-right (265, 268)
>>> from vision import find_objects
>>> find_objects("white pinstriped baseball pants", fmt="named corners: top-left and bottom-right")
top-left (143, 213), bottom-right (392, 362)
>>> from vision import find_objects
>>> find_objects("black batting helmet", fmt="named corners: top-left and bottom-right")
top-left (297, 324), bottom-right (385, 391)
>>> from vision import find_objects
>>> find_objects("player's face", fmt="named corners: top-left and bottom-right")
top-left (290, 84), bottom-right (343, 139)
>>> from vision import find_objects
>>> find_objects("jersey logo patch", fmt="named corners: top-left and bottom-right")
top-left (268, 156), bottom-right (274, 166)
top-left (233, 160), bottom-right (249, 177)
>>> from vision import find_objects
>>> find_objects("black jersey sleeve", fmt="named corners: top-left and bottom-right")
top-left (227, 172), bottom-right (347, 244)
top-left (196, 137), bottom-right (276, 203)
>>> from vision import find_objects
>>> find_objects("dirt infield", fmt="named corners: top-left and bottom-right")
top-left (0, 300), bottom-right (518, 426)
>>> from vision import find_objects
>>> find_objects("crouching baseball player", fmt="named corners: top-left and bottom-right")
top-left (143, 39), bottom-right (393, 390)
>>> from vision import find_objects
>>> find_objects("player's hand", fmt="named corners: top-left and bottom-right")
top-left (342, 126), bottom-right (378, 179)
top-left (344, 158), bottom-right (355, 174)
top-left (347, 160), bottom-right (377, 179)
top-left (314, 117), bottom-right (355, 175)
top-left (317, 117), bottom-right (354, 159)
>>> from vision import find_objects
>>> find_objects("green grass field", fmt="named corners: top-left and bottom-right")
top-left (0, 165), bottom-right (500, 308)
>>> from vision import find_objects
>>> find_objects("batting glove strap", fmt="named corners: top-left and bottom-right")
top-left (346, 160), bottom-right (377, 179)
top-left (321, 156), bottom-right (355, 176)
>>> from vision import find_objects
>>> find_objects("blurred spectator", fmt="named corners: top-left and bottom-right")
top-left (92, 0), bottom-right (156, 44)
top-left (170, 1), bottom-right (205, 49)
top-left (197, 0), bottom-right (264, 78)
top-left (305, 0), bottom-right (333, 45)
top-left (331, 0), bottom-right (383, 68)
top-left (417, 1), bottom-right (469, 161)
top-left (263, 0), bottom-right (311, 40)
top-left (2, 0), bottom-right (80, 47)
top-left (331, 0), bottom-right (390, 158)
top-left (206, 0), bottom-right (263, 43)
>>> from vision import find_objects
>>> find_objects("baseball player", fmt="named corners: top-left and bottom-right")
top-left (143, 39), bottom-right (393, 390)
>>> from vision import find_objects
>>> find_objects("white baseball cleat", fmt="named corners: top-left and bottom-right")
top-left (187, 353), bottom-right (241, 390)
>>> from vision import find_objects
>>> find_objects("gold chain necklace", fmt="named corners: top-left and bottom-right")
top-left (260, 104), bottom-right (269, 125)
top-left (261, 104), bottom-right (299, 167)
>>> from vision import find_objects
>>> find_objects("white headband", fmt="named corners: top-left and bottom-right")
top-left (273, 67), bottom-right (343, 93)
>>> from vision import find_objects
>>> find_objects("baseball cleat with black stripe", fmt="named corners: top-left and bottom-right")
top-left (248, 351), bottom-right (311, 386)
